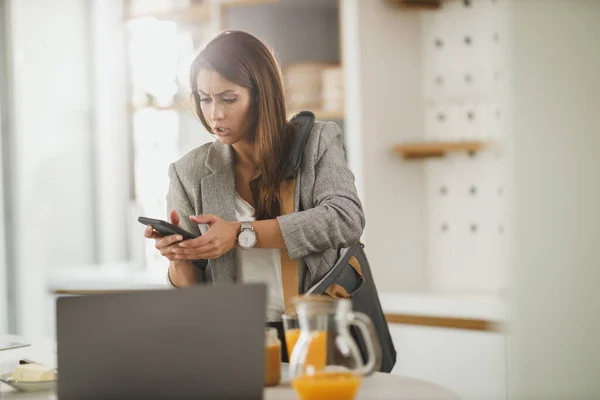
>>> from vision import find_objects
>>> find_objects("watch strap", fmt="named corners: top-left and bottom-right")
top-left (240, 221), bottom-right (253, 231)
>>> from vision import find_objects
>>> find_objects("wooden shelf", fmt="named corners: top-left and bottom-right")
top-left (385, 313), bottom-right (502, 332)
top-left (388, 0), bottom-right (442, 10)
top-left (220, 0), bottom-right (282, 7)
top-left (127, 4), bottom-right (212, 22)
top-left (393, 140), bottom-right (487, 160)
top-left (315, 110), bottom-right (344, 121)
top-left (126, 0), bottom-right (283, 23)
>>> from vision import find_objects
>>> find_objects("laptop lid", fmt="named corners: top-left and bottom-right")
top-left (56, 283), bottom-right (267, 400)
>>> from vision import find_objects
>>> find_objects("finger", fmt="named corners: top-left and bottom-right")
top-left (160, 249), bottom-right (179, 262)
top-left (159, 244), bottom-right (177, 257)
top-left (144, 225), bottom-right (164, 240)
top-left (177, 233), bottom-right (213, 248)
top-left (176, 250), bottom-right (220, 260)
top-left (190, 214), bottom-right (217, 226)
top-left (173, 238), bottom-right (215, 256)
top-left (144, 225), bottom-right (154, 238)
top-left (155, 234), bottom-right (183, 249)
top-left (170, 209), bottom-right (181, 227)
top-left (149, 231), bottom-right (164, 240)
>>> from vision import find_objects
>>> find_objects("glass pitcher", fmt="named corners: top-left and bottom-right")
top-left (288, 296), bottom-right (382, 400)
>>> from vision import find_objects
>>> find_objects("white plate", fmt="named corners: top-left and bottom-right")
top-left (0, 340), bottom-right (30, 351)
top-left (0, 372), bottom-right (56, 392)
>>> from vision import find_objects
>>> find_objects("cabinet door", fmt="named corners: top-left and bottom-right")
top-left (389, 324), bottom-right (507, 400)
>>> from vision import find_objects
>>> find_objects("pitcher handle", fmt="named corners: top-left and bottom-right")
top-left (349, 312), bottom-right (382, 376)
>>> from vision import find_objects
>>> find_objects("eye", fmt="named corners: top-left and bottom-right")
top-left (198, 96), bottom-right (211, 103)
top-left (222, 97), bottom-right (237, 104)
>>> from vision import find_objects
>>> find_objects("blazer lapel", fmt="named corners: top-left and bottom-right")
top-left (200, 140), bottom-right (237, 284)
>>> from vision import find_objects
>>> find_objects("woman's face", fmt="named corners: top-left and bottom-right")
top-left (196, 69), bottom-right (254, 145)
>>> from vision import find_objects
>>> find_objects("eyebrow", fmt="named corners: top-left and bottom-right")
top-left (197, 89), bottom-right (236, 96)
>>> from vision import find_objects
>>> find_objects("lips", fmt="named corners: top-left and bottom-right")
top-left (213, 126), bottom-right (229, 135)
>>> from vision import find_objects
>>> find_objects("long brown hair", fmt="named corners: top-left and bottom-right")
top-left (189, 30), bottom-right (295, 220)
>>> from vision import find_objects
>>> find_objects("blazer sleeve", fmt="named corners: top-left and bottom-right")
top-left (276, 122), bottom-right (365, 260)
top-left (166, 163), bottom-right (205, 282)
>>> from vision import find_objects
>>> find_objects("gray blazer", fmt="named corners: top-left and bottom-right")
top-left (166, 119), bottom-right (365, 293)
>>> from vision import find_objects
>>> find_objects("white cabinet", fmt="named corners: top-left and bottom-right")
top-left (389, 324), bottom-right (507, 400)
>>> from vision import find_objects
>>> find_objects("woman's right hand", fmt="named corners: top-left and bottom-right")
top-left (144, 209), bottom-right (185, 262)
top-left (144, 210), bottom-right (201, 287)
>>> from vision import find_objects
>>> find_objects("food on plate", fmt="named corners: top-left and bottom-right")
top-left (12, 363), bottom-right (56, 382)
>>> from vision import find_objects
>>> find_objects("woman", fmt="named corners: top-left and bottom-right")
top-left (144, 30), bottom-right (364, 359)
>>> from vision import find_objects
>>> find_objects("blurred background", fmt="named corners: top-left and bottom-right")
top-left (0, 0), bottom-right (599, 399)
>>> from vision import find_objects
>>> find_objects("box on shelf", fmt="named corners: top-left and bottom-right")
top-left (129, 0), bottom-right (192, 17)
top-left (322, 65), bottom-right (344, 113)
top-left (284, 62), bottom-right (337, 112)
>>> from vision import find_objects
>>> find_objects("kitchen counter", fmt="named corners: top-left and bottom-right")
top-left (0, 335), bottom-right (459, 400)
top-left (47, 264), bottom-right (507, 326)
top-left (46, 262), bottom-right (168, 293)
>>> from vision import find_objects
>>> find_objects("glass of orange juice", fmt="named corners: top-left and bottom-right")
top-left (283, 312), bottom-right (327, 372)
top-left (282, 313), bottom-right (300, 358)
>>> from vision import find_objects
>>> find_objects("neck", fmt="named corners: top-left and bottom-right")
top-left (232, 138), bottom-right (257, 169)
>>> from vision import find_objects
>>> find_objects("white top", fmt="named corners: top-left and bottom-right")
top-left (234, 193), bottom-right (285, 322)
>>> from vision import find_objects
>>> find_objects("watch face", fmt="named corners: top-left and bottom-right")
top-left (238, 229), bottom-right (257, 248)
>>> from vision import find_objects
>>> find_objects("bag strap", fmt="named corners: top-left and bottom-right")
top-left (279, 177), bottom-right (364, 305)
top-left (304, 243), bottom-right (364, 295)
top-left (279, 179), bottom-right (298, 313)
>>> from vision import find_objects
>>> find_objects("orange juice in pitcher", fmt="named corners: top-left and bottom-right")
top-left (288, 296), bottom-right (382, 400)
top-left (292, 372), bottom-right (361, 400)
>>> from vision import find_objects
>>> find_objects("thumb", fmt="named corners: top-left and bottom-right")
top-left (190, 214), bottom-right (217, 226)
top-left (170, 210), bottom-right (181, 227)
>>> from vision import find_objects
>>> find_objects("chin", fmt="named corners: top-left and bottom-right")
top-left (216, 135), bottom-right (241, 146)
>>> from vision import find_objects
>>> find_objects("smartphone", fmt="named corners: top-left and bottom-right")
top-left (138, 216), bottom-right (199, 240)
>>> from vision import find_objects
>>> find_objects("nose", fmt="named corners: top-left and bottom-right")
top-left (209, 102), bottom-right (225, 121)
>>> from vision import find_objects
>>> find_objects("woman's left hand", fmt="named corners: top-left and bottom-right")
top-left (172, 215), bottom-right (240, 260)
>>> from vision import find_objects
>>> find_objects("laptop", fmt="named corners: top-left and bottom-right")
top-left (56, 283), bottom-right (267, 399)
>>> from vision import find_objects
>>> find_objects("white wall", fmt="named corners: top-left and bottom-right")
top-left (421, 0), bottom-right (510, 295)
top-left (0, 146), bottom-right (6, 333)
top-left (9, 0), bottom-right (96, 337)
top-left (342, 0), bottom-right (426, 292)
top-left (0, 41), bottom-right (7, 333)
top-left (90, 0), bottom-right (132, 265)
top-left (340, 0), bottom-right (363, 197)
top-left (509, 1), bottom-right (600, 398)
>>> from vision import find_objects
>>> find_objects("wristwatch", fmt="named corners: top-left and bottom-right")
top-left (237, 221), bottom-right (257, 249)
